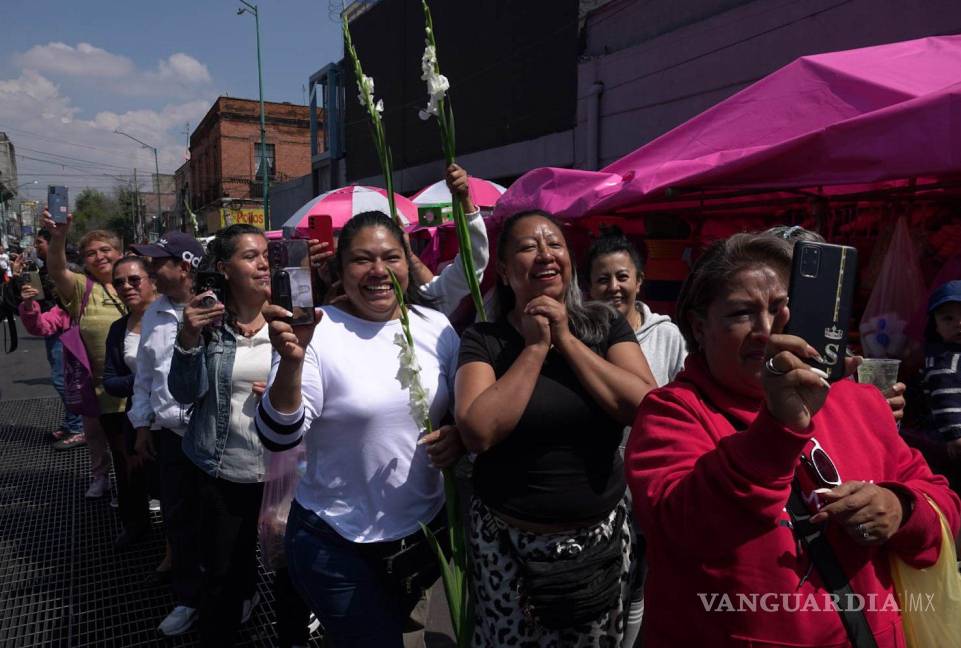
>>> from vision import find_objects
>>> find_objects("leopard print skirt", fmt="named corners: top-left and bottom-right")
top-left (468, 496), bottom-right (636, 647)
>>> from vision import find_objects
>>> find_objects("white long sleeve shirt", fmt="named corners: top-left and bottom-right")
top-left (417, 210), bottom-right (489, 316)
top-left (128, 295), bottom-right (190, 434)
top-left (255, 305), bottom-right (459, 543)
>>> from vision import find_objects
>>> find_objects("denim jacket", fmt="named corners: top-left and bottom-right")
top-left (169, 323), bottom-right (265, 481)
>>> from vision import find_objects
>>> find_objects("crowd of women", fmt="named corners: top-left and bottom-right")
top-left (10, 161), bottom-right (961, 648)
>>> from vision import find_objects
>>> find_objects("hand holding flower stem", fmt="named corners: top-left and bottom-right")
top-left (419, 0), bottom-right (486, 322)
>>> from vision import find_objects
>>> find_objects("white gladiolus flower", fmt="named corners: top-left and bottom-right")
top-left (393, 332), bottom-right (431, 429)
top-left (357, 74), bottom-right (377, 110)
top-left (375, 99), bottom-right (384, 114)
top-left (419, 41), bottom-right (448, 121)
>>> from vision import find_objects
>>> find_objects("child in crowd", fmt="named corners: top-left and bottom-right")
top-left (921, 279), bottom-right (961, 491)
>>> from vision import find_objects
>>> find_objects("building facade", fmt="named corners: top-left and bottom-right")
top-left (0, 133), bottom-right (19, 248)
top-left (312, 0), bottom-right (961, 195)
top-left (188, 97), bottom-right (314, 234)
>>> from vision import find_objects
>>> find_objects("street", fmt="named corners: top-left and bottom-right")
top-left (0, 322), bottom-right (454, 647)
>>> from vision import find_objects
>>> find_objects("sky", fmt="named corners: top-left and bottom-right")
top-left (0, 0), bottom-right (344, 205)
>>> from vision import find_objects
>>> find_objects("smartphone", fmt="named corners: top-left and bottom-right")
top-left (48, 186), bottom-right (69, 224)
top-left (784, 241), bottom-right (858, 381)
top-left (304, 214), bottom-right (334, 249)
top-left (268, 239), bottom-right (316, 326)
top-left (194, 271), bottom-right (227, 308)
top-left (25, 271), bottom-right (45, 301)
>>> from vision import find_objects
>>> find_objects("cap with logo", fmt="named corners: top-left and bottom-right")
top-left (928, 280), bottom-right (961, 313)
top-left (131, 231), bottom-right (204, 269)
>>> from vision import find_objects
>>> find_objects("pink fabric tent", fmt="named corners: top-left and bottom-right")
top-left (494, 35), bottom-right (961, 221)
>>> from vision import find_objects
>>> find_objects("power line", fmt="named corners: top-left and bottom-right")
top-left (15, 145), bottom-right (139, 171)
top-left (0, 124), bottom-right (126, 154)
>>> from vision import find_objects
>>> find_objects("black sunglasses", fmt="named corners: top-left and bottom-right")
top-left (112, 275), bottom-right (145, 290)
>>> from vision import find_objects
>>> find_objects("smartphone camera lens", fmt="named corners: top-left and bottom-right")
top-left (800, 246), bottom-right (820, 278)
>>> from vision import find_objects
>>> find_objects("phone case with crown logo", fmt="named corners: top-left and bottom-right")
top-left (784, 241), bottom-right (858, 382)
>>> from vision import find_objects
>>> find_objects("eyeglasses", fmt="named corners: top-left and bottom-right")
top-left (799, 437), bottom-right (841, 488)
top-left (112, 275), bottom-right (145, 290)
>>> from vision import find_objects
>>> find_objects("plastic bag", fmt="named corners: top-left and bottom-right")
top-left (859, 216), bottom-right (926, 359)
top-left (257, 444), bottom-right (306, 571)
top-left (889, 497), bottom-right (961, 648)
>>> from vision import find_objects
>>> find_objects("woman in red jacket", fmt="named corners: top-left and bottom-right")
top-left (625, 232), bottom-right (960, 648)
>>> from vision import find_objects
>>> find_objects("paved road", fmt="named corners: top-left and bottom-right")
top-left (0, 319), bottom-right (60, 402)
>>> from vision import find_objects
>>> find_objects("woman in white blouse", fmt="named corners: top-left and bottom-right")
top-left (101, 256), bottom-right (158, 550)
top-left (256, 211), bottom-right (464, 648)
top-left (168, 224), bottom-right (273, 647)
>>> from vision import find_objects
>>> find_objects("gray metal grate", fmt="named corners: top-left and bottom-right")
top-left (0, 397), bottom-right (323, 648)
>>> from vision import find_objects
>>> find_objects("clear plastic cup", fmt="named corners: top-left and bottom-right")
top-left (857, 358), bottom-right (901, 391)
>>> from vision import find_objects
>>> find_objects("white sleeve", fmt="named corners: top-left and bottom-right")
top-left (127, 320), bottom-right (155, 429)
top-left (416, 211), bottom-right (489, 316)
top-left (255, 343), bottom-right (323, 450)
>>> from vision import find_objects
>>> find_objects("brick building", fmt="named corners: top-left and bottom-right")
top-left (188, 97), bottom-right (315, 233)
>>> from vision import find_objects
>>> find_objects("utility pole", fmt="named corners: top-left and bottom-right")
top-left (115, 130), bottom-right (162, 237)
top-left (133, 168), bottom-right (141, 242)
top-left (237, 1), bottom-right (269, 224)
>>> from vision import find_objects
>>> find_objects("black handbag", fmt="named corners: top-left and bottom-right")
top-left (496, 505), bottom-right (626, 630)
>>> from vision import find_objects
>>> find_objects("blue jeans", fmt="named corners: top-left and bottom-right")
top-left (285, 501), bottom-right (411, 648)
top-left (45, 335), bottom-right (83, 434)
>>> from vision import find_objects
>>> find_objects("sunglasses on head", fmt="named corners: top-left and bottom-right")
top-left (799, 437), bottom-right (841, 488)
top-left (112, 275), bottom-right (145, 290)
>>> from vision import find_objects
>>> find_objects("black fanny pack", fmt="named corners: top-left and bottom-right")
top-left (360, 510), bottom-right (449, 598)
top-left (493, 505), bottom-right (626, 630)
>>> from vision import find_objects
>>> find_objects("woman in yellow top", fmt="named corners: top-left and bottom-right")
top-left (41, 211), bottom-right (126, 499)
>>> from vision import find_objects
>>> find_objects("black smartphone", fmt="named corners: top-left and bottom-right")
top-left (268, 239), bottom-right (316, 326)
top-left (194, 271), bottom-right (227, 307)
top-left (48, 186), bottom-right (69, 224)
top-left (784, 241), bottom-right (858, 381)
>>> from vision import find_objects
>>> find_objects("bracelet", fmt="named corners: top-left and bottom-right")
top-left (173, 340), bottom-right (203, 356)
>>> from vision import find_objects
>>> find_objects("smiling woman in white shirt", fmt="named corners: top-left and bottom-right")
top-left (256, 211), bottom-right (464, 648)
top-left (168, 224), bottom-right (273, 648)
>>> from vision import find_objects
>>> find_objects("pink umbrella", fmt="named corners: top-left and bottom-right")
top-left (411, 177), bottom-right (507, 209)
top-left (283, 185), bottom-right (417, 234)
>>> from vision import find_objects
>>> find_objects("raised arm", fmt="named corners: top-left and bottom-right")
top-left (38, 211), bottom-right (76, 306)
top-left (416, 165), bottom-right (488, 316)
top-left (626, 389), bottom-right (808, 560)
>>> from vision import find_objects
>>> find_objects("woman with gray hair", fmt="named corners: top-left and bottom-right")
top-left (455, 211), bottom-right (656, 645)
top-left (625, 232), bottom-right (959, 648)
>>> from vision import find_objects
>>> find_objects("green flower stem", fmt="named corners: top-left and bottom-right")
top-left (344, 16), bottom-right (401, 227)
top-left (390, 269), bottom-right (471, 647)
top-left (423, 0), bottom-right (487, 322)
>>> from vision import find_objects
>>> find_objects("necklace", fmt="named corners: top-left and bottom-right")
top-left (235, 318), bottom-right (264, 338)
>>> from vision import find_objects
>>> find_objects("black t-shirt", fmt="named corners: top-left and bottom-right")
top-left (457, 313), bottom-right (638, 523)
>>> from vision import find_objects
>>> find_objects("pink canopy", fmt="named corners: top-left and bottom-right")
top-left (495, 35), bottom-right (961, 221)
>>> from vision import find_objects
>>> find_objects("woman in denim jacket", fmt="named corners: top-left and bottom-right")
top-left (168, 224), bottom-right (271, 647)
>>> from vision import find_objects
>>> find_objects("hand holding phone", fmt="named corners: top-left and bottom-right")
top-left (268, 239), bottom-right (316, 326)
top-left (783, 241), bottom-right (858, 382)
top-left (194, 271), bottom-right (226, 308)
top-left (25, 271), bottom-right (45, 301)
top-left (47, 186), bottom-right (69, 224)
